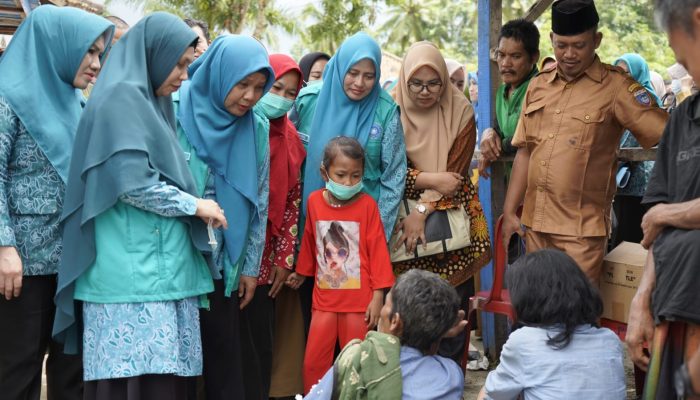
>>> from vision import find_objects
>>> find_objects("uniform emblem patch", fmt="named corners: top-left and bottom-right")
top-left (633, 89), bottom-right (652, 106)
top-left (369, 123), bottom-right (382, 139)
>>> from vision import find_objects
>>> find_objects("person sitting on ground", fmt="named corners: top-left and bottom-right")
top-left (478, 249), bottom-right (626, 400)
top-left (305, 269), bottom-right (466, 400)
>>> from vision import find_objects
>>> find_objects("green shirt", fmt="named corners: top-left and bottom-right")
top-left (495, 66), bottom-right (538, 150)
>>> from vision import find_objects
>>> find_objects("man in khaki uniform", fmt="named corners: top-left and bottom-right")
top-left (501, 0), bottom-right (668, 282)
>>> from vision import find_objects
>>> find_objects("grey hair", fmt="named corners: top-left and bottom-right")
top-left (390, 269), bottom-right (460, 353)
top-left (655, 0), bottom-right (700, 33)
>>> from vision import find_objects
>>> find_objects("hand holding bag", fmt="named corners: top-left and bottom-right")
top-left (390, 198), bottom-right (471, 262)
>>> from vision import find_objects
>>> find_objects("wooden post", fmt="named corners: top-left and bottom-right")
top-left (476, 0), bottom-right (503, 361)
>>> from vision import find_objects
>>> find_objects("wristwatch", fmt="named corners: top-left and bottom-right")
top-left (415, 203), bottom-right (427, 215)
top-left (675, 363), bottom-right (700, 398)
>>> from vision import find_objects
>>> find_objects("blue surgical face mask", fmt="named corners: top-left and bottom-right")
top-left (325, 173), bottom-right (363, 201)
top-left (257, 92), bottom-right (295, 119)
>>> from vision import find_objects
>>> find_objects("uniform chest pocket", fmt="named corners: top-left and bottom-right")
top-left (567, 110), bottom-right (605, 150)
top-left (522, 101), bottom-right (547, 143)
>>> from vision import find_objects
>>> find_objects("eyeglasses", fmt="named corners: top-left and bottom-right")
top-left (325, 247), bottom-right (349, 260)
top-left (407, 81), bottom-right (443, 94)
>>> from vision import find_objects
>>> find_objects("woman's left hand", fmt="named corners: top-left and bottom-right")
top-left (392, 211), bottom-right (427, 255)
top-left (268, 266), bottom-right (292, 298)
top-left (238, 275), bottom-right (257, 309)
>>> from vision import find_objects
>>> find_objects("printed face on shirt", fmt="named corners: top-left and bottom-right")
top-left (550, 29), bottom-right (602, 82)
top-left (224, 71), bottom-right (268, 116)
top-left (155, 47), bottom-right (195, 97)
top-left (315, 221), bottom-right (360, 289)
top-left (343, 59), bottom-right (376, 101)
top-left (497, 36), bottom-right (538, 87)
top-left (73, 35), bottom-right (106, 89)
top-left (408, 65), bottom-right (442, 109)
top-left (270, 70), bottom-right (301, 100)
top-left (309, 58), bottom-right (328, 81)
top-left (666, 17), bottom-right (700, 85)
top-left (450, 67), bottom-right (466, 93)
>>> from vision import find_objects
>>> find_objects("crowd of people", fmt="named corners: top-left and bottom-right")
top-left (0, 0), bottom-right (698, 399)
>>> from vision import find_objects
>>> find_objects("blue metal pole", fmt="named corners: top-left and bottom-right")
top-left (476, 0), bottom-right (497, 357)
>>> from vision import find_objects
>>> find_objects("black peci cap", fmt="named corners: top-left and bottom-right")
top-left (551, 0), bottom-right (599, 36)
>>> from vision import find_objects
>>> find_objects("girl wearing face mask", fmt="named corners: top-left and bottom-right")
top-left (235, 54), bottom-right (306, 400)
top-left (391, 41), bottom-right (491, 364)
top-left (54, 12), bottom-right (227, 398)
top-left (286, 136), bottom-right (395, 394)
top-left (293, 33), bottom-right (407, 243)
top-left (0, 6), bottom-right (114, 399)
top-left (173, 34), bottom-right (274, 400)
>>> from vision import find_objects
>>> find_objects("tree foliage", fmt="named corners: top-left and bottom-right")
top-left (122, 0), bottom-right (675, 79)
top-left (296, 0), bottom-right (379, 54)
top-left (117, 0), bottom-right (293, 40)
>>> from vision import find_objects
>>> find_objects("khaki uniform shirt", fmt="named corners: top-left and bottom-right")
top-left (512, 56), bottom-right (668, 237)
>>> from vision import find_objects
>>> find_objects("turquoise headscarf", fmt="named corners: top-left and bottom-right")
top-left (614, 53), bottom-right (661, 106)
top-left (177, 35), bottom-right (273, 279)
top-left (54, 12), bottom-right (201, 353)
top-left (302, 32), bottom-right (382, 207)
top-left (0, 5), bottom-right (114, 182)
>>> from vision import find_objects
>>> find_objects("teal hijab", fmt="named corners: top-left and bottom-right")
top-left (0, 5), bottom-right (114, 182)
top-left (614, 53), bottom-right (661, 106)
top-left (302, 32), bottom-right (382, 207)
top-left (53, 12), bottom-right (202, 353)
top-left (178, 35), bottom-right (273, 281)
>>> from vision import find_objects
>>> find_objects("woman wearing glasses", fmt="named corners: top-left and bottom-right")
top-left (390, 41), bottom-right (491, 363)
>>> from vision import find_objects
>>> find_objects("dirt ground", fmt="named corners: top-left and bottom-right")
top-left (41, 337), bottom-right (640, 400)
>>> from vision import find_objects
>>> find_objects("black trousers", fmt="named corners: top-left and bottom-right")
top-left (83, 374), bottom-right (190, 400)
top-left (239, 284), bottom-right (274, 400)
top-left (438, 279), bottom-right (474, 363)
top-left (612, 195), bottom-right (645, 247)
top-left (199, 280), bottom-right (245, 400)
top-left (0, 274), bottom-right (82, 400)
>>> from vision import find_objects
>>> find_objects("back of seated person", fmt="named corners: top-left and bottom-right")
top-left (305, 269), bottom-right (465, 400)
top-left (478, 249), bottom-right (626, 400)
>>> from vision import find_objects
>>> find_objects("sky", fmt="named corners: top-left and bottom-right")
top-left (102, 0), bottom-right (316, 53)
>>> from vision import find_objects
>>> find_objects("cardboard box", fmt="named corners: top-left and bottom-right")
top-left (599, 241), bottom-right (647, 323)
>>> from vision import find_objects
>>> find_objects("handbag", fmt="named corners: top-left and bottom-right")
top-left (390, 198), bottom-right (471, 262)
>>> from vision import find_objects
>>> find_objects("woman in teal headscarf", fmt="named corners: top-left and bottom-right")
top-left (53, 12), bottom-right (227, 398)
top-left (293, 32), bottom-right (406, 242)
top-left (0, 5), bottom-right (113, 399)
top-left (173, 34), bottom-right (274, 400)
top-left (612, 53), bottom-right (666, 246)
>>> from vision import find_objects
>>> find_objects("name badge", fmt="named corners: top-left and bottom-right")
top-left (298, 132), bottom-right (310, 145)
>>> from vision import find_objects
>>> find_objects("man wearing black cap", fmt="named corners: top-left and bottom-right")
top-left (625, 0), bottom-right (700, 398)
top-left (501, 0), bottom-right (668, 282)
